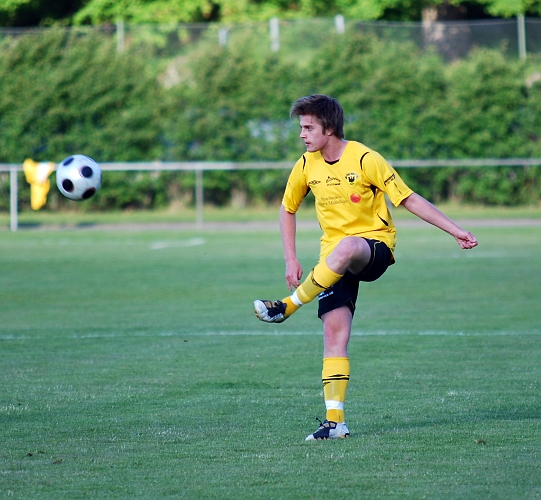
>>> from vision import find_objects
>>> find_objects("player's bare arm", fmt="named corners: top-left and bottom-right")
top-left (280, 205), bottom-right (303, 290)
top-left (401, 193), bottom-right (478, 249)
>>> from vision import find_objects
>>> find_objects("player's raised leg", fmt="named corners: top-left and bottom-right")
top-left (254, 258), bottom-right (341, 323)
top-left (255, 237), bottom-right (370, 323)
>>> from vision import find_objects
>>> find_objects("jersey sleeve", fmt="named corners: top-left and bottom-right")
top-left (363, 151), bottom-right (413, 207)
top-left (282, 156), bottom-right (309, 213)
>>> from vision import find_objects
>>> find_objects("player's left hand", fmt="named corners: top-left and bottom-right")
top-left (454, 230), bottom-right (478, 249)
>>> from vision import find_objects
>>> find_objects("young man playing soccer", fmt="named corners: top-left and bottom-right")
top-left (254, 94), bottom-right (478, 441)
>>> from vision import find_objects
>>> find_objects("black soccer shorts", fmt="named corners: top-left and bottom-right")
top-left (317, 239), bottom-right (392, 318)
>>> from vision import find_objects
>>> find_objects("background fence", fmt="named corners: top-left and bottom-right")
top-left (3, 159), bottom-right (541, 231)
top-left (1, 16), bottom-right (541, 61)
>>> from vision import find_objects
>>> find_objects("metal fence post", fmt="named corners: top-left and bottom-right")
top-left (518, 14), bottom-right (526, 60)
top-left (270, 17), bottom-right (280, 52)
top-left (195, 168), bottom-right (204, 229)
top-left (10, 165), bottom-right (18, 232)
top-left (117, 18), bottom-right (125, 53)
top-left (218, 27), bottom-right (228, 46)
top-left (335, 15), bottom-right (345, 34)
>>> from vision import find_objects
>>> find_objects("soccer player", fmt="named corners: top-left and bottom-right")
top-left (254, 94), bottom-right (478, 441)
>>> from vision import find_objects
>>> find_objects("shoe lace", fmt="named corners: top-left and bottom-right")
top-left (315, 416), bottom-right (325, 427)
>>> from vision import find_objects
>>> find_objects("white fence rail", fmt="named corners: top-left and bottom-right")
top-left (2, 159), bottom-right (541, 232)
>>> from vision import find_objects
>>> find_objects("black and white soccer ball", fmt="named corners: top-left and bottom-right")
top-left (56, 155), bottom-right (102, 201)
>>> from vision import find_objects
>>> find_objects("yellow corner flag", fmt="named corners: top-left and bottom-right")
top-left (23, 159), bottom-right (55, 210)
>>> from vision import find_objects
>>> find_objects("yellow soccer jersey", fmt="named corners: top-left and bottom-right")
top-left (282, 141), bottom-right (413, 259)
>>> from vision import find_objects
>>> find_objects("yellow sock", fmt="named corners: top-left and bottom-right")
top-left (322, 357), bottom-right (350, 423)
top-left (281, 296), bottom-right (301, 318)
top-left (296, 260), bottom-right (343, 305)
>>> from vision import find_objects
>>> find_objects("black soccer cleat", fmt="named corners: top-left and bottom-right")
top-left (253, 299), bottom-right (288, 323)
top-left (305, 418), bottom-right (350, 441)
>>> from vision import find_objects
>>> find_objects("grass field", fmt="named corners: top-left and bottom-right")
top-left (1, 217), bottom-right (540, 498)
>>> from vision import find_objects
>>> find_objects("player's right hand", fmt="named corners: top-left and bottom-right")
top-left (285, 259), bottom-right (303, 291)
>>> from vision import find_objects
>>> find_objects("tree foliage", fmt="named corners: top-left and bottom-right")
top-left (480, 0), bottom-right (541, 17)
top-left (1, 0), bottom-right (540, 27)
top-left (69, 0), bottom-right (541, 23)
top-left (0, 0), bottom-right (85, 26)
top-left (0, 29), bottom-right (165, 162)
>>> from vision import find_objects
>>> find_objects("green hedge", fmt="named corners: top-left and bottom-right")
top-left (1, 28), bottom-right (541, 210)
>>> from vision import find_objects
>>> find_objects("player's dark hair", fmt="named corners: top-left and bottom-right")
top-left (290, 94), bottom-right (345, 139)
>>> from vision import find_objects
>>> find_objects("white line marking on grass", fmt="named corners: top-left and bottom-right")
top-left (155, 329), bottom-right (540, 337)
top-left (150, 238), bottom-right (205, 250)
top-left (194, 330), bottom-right (541, 337)
top-left (2, 329), bottom-right (540, 341)
top-left (351, 330), bottom-right (541, 337)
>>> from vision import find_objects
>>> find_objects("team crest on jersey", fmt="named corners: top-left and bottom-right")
top-left (326, 176), bottom-right (341, 186)
top-left (345, 172), bottom-right (358, 185)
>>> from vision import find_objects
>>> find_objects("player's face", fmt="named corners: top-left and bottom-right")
top-left (299, 115), bottom-right (332, 153)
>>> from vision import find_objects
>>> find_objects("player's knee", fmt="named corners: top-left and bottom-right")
top-left (334, 237), bottom-right (369, 264)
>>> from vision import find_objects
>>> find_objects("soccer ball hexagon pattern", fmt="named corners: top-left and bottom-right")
top-left (56, 155), bottom-right (102, 201)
